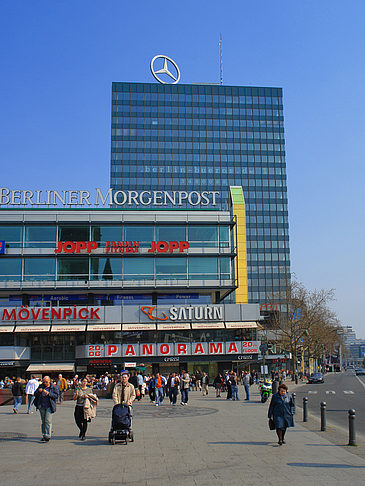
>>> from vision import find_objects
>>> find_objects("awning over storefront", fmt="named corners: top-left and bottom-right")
top-left (225, 321), bottom-right (258, 329)
top-left (26, 363), bottom-right (75, 372)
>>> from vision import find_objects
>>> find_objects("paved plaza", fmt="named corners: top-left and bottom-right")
top-left (1, 386), bottom-right (365, 486)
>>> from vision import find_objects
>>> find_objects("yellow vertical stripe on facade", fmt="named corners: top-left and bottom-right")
top-left (230, 187), bottom-right (248, 304)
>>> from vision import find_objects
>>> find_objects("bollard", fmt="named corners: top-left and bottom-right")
top-left (320, 401), bottom-right (326, 431)
top-left (348, 409), bottom-right (356, 446)
top-left (272, 381), bottom-right (278, 395)
top-left (292, 392), bottom-right (296, 406)
top-left (303, 396), bottom-right (308, 422)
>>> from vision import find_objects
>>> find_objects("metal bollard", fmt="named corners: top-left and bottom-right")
top-left (272, 381), bottom-right (278, 395)
top-left (348, 409), bottom-right (356, 446)
top-left (303, 396), bottom-right (308, 422)
top-left (320, 401), bottom-right (326, 431)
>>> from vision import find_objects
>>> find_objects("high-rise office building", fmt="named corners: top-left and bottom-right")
top-left (110, 80), bottom-right (290, 304)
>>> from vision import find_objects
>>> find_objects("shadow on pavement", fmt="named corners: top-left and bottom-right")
top-left (208, 441), bottom-right (272, 446)
top-left (287, 463), bottom-right (365, 468)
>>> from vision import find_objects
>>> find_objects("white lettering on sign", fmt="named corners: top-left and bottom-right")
top-left (0, 188), bottom-right (220, 208)
top-left (1, 306), bottom-right (101, 322)
top-left (169, 306), bottom-right (223, 321)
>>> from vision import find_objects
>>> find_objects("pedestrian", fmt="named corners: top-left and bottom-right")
top-left (268, 383), bottom-right (295, 445)
top-left (151, 372), bottom-right (166, 406)
top-left (195, 370), bottom-right (202, 392)
top-left (137, 372), bottom-right (144, 398)
top-left (11, 377), bottom-right (24, 414)
top-left (180, 372), bottom-right (190, 405)
top-left (73, 377), bottom-right (98, 440)
top-left (201, 372), bottom-right (209, 396)
top-left (103, 372), bottom-right (110, 390)
top-left (243, 371), bottom-right (251, 400)
top-left (226, 371), bottom-right (233, 400)
top-left (213, 373), bottom-right (223, 397)
top-left (56, 374), bottom-right (67, 404)
top-left (25, 375), bottom-right (39, 414)
top-left (33, 376), bottom-right (59, 442)
top-left (112, 371), bottom-right (136, 406)
top-left (167, 372), bottom-right (180, 405)
top-left (231, 372), bottom-right (239, 401)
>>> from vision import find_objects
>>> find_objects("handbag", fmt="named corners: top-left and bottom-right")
top-left (268, 418), bottom-right (275, 430)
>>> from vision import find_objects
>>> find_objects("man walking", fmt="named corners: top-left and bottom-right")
top-left (11, 377), bottom-right (24, 414)
top-left (201, 372), bottom-right (209, 396)
top-left (25, 375), bottom-right (39, 414)
top-left (56, 374), bottom-right (67, 404)
top-left (243, 371), bottom-right (251, 400)
top-left (151, 372), bottom-right (166, 406)
top-left (34, 376), bottom-right (59, 442)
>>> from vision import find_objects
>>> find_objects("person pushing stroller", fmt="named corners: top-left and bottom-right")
top-left (112, 371), bottom-right (136, 407)
top-left (110, 371), bottom-right (136, 444)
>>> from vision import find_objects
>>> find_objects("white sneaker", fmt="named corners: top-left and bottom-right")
top-left (181, 402), bottom-right (185, 406)
top-left (155, 404), bottom-right (159, 407)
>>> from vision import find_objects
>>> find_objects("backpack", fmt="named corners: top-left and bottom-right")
top-left (112, 404), bottom-right (131, 429)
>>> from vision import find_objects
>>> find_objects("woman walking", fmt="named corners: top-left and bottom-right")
top-left (12, 377), bottom-right (24, 414)
top-left (268, 383), bottom-right (295, 445)
top-left (73, 377), bottom-right (98, 440)
top-left (213, 373), bottom-right (224, 397)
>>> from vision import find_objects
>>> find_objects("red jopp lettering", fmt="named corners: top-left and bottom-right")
top-left (41, 308), bottom-right (50, 320)
top-left (177, 344), bottom-right (187, 355)
top-left (2, 309), bottom-right (16, 321)
top-left (90, 308), bottom-right (100, 320)
top-left (142, 344), bottom-right (154, 355)
top-left (78, 308), bottom-right (89, 319)
top-left (209, 342), bottom-right (223, 354)
top-left (54, 242), bottom-right (63, 254)
top-left (160, 344), bottom-right (170, 355)
top-left (87, 241), bottom-right (98, 252)
top-left (125, 345), bottom-right (136, 356)
top-left (179, 241), bottom-right (189, 252)
top-left (50, 308), bottom-right (61, 320)
top-left (227, 342), bottom-right (238, 354)
top-left (148, 241), bottom-right (156, 253)
top-left (156, 241), bottom-right (168, 253)
top-left (193, 343), bottom-right (205, 354)
top-left (31, 308), bottom-right (42, 320)
top-left (169, 241), bottom-right (179, 252)
top-left (76, 241), bottom-right (87, 253)
top-left (64, 242), bottom-right (75, 253)
top-left (63, 308), bottom-right (73, 319)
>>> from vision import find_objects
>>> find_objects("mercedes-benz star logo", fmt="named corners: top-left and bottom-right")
top-left (150, 55), bottom-right (180, 84)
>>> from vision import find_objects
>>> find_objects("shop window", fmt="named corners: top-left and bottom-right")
top-left (23, 258), bottom-right (56, 281)
top-left (123, 257), bottom-right (154, 280)
top-left (188, 225), bottom-right (218, 248)
top-left (25, 225), bottom-right (57, 248)
top-left (156, 257), bottom-right (187, 280)
top-left (0, 225), bottom-right (23, 248)
top-left (90, 257), bottom-right (122, 280)
top-left (0, 258), bottom-right (22, 281)
top-left (57, 257), bottom-right (89, 281)
top-left (188, 257), bottom-right (218, 280)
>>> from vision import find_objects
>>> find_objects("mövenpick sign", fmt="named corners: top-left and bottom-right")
top-left (0, 188), bottom-right (220, 207)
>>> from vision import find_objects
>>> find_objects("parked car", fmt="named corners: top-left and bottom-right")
top-left (355, 368), bottom-right (365, 376)
top-left (307, 373), bottom-right (324, 384)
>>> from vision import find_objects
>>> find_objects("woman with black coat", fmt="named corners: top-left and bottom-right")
top-left (268, 383), bottom-right (295, 445)
top-left (213, 373), bottom-right (224, 397)
top-left (12, 377), bottom-right (24, 414)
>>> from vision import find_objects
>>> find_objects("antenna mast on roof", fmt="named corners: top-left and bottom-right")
top-left (219, 34), bottom-right (223, 86)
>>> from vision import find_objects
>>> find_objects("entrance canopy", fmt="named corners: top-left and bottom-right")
top-left (26, 363), bottom-right (74, 373)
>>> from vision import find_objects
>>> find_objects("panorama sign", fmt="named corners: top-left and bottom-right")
top-left (0, 188), bottom-right (219, 208)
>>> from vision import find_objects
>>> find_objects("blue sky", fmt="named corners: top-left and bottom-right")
top-left (1, 1), bottom-right (364, 337)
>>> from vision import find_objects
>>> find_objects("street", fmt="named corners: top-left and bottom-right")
top-left (292, 371), bottom-right (365, 436)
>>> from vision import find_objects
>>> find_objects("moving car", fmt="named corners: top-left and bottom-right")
top-left (355, 368), bottom-right (365, 376)
top-left (307, 372), bottom-right (324, 384)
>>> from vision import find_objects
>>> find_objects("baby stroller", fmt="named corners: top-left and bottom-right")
top-left (108, 404), bottom-right (134, 445)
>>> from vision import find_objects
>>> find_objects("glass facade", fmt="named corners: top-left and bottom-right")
top-left (110, 82), bottom-right (290, 303)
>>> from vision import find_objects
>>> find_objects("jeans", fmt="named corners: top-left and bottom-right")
top-left (155, 387), bottom-right (164, 405)
top-left (58, 390), bottom-right (64, 403)
top-left (231, 385), bottom-right (239, 400)
top-left (27, 394), bottom-right (36, 413)
top-left (13, 396), bottom-right (22, 411)
top-left (39, 407), bottom-right (53, 439)
top-left (181, 388), bottom-right (189, 404)
top-left (169, 387), bottom-right (178, 404)
top-left (244, 384), bottom-right (250, 400)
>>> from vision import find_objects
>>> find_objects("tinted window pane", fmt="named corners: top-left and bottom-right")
top-left (123, 257), bottom-right (154, 280)
top-left (219, 226), bottom-right (230, 248)
top-left (219, 257), bottom-right (231, 279)
top-left (0, 225), bottom-right (23, 248)
top-left (91, 225), bottom-right (123, 242)
top-left (90, 257), bottom-right (122, 280)
top-left (156, 225), bottom-right (186, 241)
top-left (124, 226), bottom-right (154, 248)
top-left (23, 258), bottom-right (56, 281)
top-left (0, 258), bottom-right (22, 280)
top-left (188, 257), bottom-right (218, 279)
top-left (188, 226), bottom-right (218, 247)
top-left (58, 226), bottom-right (89, 241)
top-left (156, 257), bottom-right (187, 279)
top-left (25, 226), bottom-right (57, 248)
top-left (57, 258), bottom-right (89, 280)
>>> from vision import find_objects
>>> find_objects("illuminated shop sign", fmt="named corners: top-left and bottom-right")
top-left (0, 188), bottom-right (220, 207)
top-left (85, 341), bottom-right (260, 358)
top-left (260, 303), bottom-right (279, 311)
top-left (0, 240), bottom-right (5, 254)
top-left (54, 240), bottom-right (190, 254)
top-left (140, 305), bottom-right (223, 321)
top-left (1, 306), bottom-right (101, 322)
